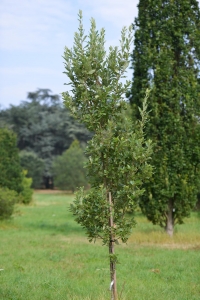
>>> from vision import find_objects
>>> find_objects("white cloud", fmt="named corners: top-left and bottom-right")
top-left (78, 0), bottom-right (138, 28)
top-left (1, 0), bottom-right (200, 108)
top-left (0, 0), bottom-right (74, 51)
top-left (0, 0), bottom-right (138, 51)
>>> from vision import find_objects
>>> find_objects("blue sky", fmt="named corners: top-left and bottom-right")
top-left (1, 1), bottom-right (200, 108)
top-left (0, 0), bottom-right (138, 108)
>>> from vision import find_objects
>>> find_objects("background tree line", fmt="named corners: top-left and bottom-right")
top-left (0, 88), bottom-right (91, 190)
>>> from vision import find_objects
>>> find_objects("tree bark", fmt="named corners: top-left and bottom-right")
top-left (166, 199), bottom-right (174, 236)
top-left (108, 192), bottom-right (118, 300)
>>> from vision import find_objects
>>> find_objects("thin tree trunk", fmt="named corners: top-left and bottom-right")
top-left (166, 199), bottom-right (174, 236)
top-left (108, 192), bottom-right (117, 300)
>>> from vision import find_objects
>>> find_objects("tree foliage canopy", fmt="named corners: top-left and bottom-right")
top-left (63, 13), bottom-right (132, 131)
top-left (128, 0), bottom-right (200, 235)
top-left (0, 89), bottom-right (92, 188)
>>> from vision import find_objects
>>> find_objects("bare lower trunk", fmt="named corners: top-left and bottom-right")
top-left (165, 199), bottom-right (174, 236)
top-left (108, 192), bottom-right (117, 300)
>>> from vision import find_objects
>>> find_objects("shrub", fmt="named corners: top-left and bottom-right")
top-left (18, 170), bottom-right (33, 204)
top-left (0, 188), bottom-right (17, 219)
top-left (52, 140), bottom-right (88, 191)
top-left (19, 151), bottom-right (45, 189)
top-left (0, 128), bottom-right (23, 193)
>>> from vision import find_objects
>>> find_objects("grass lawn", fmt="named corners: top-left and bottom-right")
top-left (0, 191), bottom-right (200, 300)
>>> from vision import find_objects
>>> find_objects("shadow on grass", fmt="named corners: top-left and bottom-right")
top-left (26, 220), bottom-right (84, 236)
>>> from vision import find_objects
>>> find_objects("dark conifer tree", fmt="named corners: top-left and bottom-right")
top-left (128, 0), bottom-right (200, 235)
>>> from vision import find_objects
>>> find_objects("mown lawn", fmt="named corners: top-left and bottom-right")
top-left (0, 192), bottom-right (200, 300)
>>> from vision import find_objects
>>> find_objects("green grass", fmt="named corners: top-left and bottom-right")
top-left (0, 192), bottom-right (200, 300)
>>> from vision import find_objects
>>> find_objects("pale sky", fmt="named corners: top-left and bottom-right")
top-left (0, 0), bottom-right (138, 108)
top-left (1, 0), bottom-right (200, 108)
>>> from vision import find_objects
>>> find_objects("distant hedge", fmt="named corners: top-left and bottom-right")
top-left (0, 188), bottom-right (17, 219)
top-left (52, 140), bottom-right (88, 192)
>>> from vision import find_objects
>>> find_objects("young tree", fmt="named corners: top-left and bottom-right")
top-left (52, 140), bottom-right (88, 191)
top-left (128, 0), bottom-right (200, 236)
top-left (63, 11), bottom-right (152, 299)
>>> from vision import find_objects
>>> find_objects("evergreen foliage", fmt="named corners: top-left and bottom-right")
top-left (0, 128), bottom-right (23, 193)
top-left (0, 188), bottom-right (17, 219)
top-left (128, 0), bottom-right (200, 235)
top-left (52, 140), bottom-right (88, 191)
top-left (18, 170), bottom-right (33, 204)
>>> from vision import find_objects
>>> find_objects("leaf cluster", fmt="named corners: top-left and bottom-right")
top-left (71, 107), bottom-right (153, 243)
top-left (63, 10), bottom-right (133, 131)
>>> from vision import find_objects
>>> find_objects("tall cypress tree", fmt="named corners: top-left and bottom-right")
top-left (128, 0), bottom-right (200, 235)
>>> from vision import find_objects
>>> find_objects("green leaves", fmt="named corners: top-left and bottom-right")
top-left (0, 88), bottom-right (91, 188)
top-left (0, 128), bottom-right (23, 194)
top-left (63, 10), bottom-right (133, 132)
top-left (129, 0), bottom-right (200, 232)
top-left (87, 69), bottom-right (96, 75)
top-left (64, 11), bottom-right (152, 247)
top-left (52, 140), bottom-right (88, 192)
